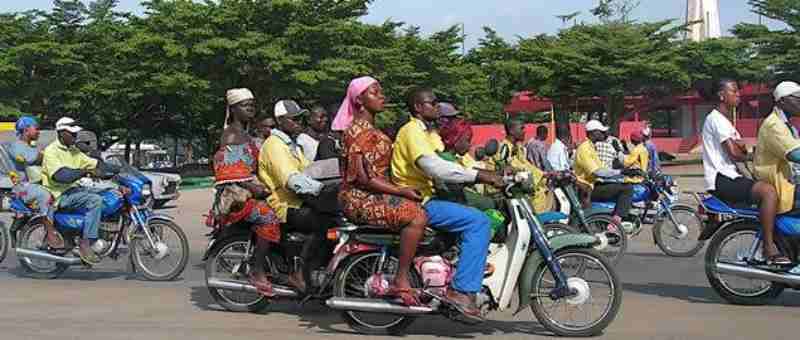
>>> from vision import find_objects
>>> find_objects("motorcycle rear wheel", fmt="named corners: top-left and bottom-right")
top-left (205, 234), bottom-right (271, 313)
top-left (17, 222), bottom-right (69, 279)
top-left (334, 251), bottom-right (421, 335)
top-left (0, 222), bottom-right (8, 264)
top-left (582, 214), bottom-right (627, 265)
top-left (705, 221), bottom-right (785, 305)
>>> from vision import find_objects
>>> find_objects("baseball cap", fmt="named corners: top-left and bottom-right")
top-left (274, 100), bottom-right (309, 118)
top-left (774, 81), bottom-right (800, 101)
top-left (55, 117), bottom-right (82, 133)
top-left (585, 120), bottom-right (609, 132)
top-left (438, 102), bottom-right (460, 117)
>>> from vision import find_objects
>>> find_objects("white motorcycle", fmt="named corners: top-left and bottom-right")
top-left (325, 172), bottom-right (622, 336)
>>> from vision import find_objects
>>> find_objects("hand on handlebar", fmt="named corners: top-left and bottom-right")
top-left (478, 171), bottom-right (506, 188)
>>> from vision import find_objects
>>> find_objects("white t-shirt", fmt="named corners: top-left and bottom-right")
top-left (547, 138), bottom-right (571, 171)
top-left (702, 109), bottom-right (741, 190)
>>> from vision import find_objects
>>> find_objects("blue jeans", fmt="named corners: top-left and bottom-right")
top-left (424, 200), bottom-right (491, 294)
top-left (58, 188), bottom-right (103, 240)
top-left (12, 183), bottom-right (54, 219)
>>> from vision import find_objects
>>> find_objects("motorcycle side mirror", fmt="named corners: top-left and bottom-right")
top-left (498, 144), bottom-right (510, 162)
top-left (484, 139), bottom-right (499, 157)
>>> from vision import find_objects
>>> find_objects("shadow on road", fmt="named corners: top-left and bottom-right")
top-left (189, 285), bottom-right (554, 337)
top-left (6, 265), bottom-right (131, 281)
top-left (624, 281), bottom-right (800, 306)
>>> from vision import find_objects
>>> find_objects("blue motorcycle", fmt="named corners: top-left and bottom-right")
top-left (12, 170), bottom-right (189, 281)
top-left (698, 192), bottom-right (800, 305)
top-left (544, 170), bottom-right (704, 260)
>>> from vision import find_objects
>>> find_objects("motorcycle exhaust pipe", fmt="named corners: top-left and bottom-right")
top-left (715, 262), bottom-right (800, 286)
top-left (15, 248), bottom-right (82, 265)
top-left (206, 278), bottom-right (299, 298)
top-left (326, 297), bottom-right (435, 315)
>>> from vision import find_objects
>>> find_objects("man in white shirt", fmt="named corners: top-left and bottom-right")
top-left (702, 79), bottom-right (782, 264)
top-left (547, 125), bottom-right (572, 171)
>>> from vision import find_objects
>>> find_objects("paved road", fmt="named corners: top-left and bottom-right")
top-left (2, 171), bottom-right (800, 340)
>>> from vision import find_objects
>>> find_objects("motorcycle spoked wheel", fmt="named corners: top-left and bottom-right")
top-left (334, 251), bottom-right (423, 335)
top-left (705, 221), bottom-right (786, 305)
top-left (530, 248), bottom-right (622, 337)
top-left (205, 233), bottom-right (274, 313)
top-left (16, 221), bottom-right (69, 279)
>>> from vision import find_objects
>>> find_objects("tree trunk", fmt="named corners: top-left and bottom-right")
top-left (606, 93), bottom-right (625, 136)
top-left (124, 140), bottom-right (131, 165)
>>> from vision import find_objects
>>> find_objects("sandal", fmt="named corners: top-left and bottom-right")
top-left (384, 287), bottom-right (421, 306)
top-left (248, 276), bottom-right (276, 298)
top-left (767, 254), bottom-right (792, 266)
top-left (440, 292), bottom-right (484, 324)
top-left (78, 246), bottom-right (101, 265)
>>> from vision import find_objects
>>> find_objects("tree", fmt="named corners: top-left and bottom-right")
top-left (516, 20), bottom-right (689, 131)
top-left (732, 0), bottom-right (800, 82)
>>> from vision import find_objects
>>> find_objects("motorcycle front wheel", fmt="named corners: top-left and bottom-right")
top-left (530, 248), bottom-right (622, 337)
top-left (130, 219), bottom-right (189, 281)
top-left (653, 205), bottom-right (705, 257)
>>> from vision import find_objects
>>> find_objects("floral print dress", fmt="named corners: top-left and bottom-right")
top-left (338, 119), bottom-right (426, 231)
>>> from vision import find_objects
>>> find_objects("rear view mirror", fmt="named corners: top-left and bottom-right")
top-left (484, 139), bottom-right (499, 157)
top-left (498, 144), bottom-right (510, 162)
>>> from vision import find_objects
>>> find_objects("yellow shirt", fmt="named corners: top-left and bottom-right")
top-left (391, 117), bottom-right (442, 201)
top-left (258, 133), bottom-right (311, 221)
top-left (42, 139), bottom-right (99, 199)
top-left (458, 153), bottom-right (478, 170)
top-left (495, 138), bottom-right (551, 212)
top-left (623, 144), bottom-right (649, 184)
top-left (575, 140), bottom-right (603, 189)
top-left (754, 110), bottom-right (800, 213)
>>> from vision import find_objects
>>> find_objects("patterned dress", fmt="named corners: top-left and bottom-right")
top-left (338, 119), bottom-right (426, 231)
top-left (213, 141), bottom-right (281, 242)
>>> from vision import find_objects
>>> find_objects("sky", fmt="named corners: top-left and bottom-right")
top-left (0, 0), bottom-right (786, 48)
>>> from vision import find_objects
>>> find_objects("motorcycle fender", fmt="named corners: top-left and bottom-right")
top-left (514, 233), bottom-right (598, 315)
top-left (698, 218), bottom-right (743, 241)
top-left (583, 207), bottom-right (614, 217)
top-left (202, 228), bottom-right (250, 261)
top-left (146, 213), bottom-right (176, 225)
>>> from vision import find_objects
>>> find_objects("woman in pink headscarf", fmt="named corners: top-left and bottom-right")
top-left (337, 77), bottom-right (429, 306)
top-left (331, 76), bottom-right (378, 131)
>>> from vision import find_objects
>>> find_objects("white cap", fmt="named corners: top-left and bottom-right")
top-left (585, 120), bottom-right (609, 132)
top-left (226, 88), bottom-right (254, 106)
top-left (274, 100), bottom-right (308, 118)
top-left (774, 81), bottom-right (800, 101)
top-left (55, 117), bottom-right (82, 133)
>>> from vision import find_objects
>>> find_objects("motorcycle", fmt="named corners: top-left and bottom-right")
top-left (202, 215), bottom-right (344, 312)
top-left (325, 172), bottom-right (622, 337)
top-left (696, 191), bottom-right (800, 305)
top-left (12, 172), bottom-right (189, 280)
top-left (543, 169), bottom-right (704, 259)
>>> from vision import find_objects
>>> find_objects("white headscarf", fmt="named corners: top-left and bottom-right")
top-left (224, 88), bottom-right (255, 129)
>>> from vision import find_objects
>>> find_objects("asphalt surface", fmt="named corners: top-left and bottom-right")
top-left (2, 170), bottom-right (800, 340)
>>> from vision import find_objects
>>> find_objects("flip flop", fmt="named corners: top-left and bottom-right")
top-left (438, 294), bottom-right (484, 324)
top-left (78, 247), bottom-right (101, 265)
top-left (248, 276), bottom-right (276, 298)
top-left (384, 287), bottom-right (421, 306)
top-left (767, 254), bottom-right (792, 267)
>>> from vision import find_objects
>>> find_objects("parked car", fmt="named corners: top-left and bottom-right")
top-left (142, 170), bottom-right (181, 208)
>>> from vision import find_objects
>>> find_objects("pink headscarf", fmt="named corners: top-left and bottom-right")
top-left (331, 76), bottom-right (378, 131)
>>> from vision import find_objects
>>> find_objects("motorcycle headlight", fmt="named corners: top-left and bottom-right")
top-left (142, 184), bottom-right (152, 197)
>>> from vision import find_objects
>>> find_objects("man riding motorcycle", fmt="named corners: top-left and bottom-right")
top-left (41, 117), bottom-right (116, 264)
top-left (391, 87), bottom-right (504, 322)
top-left (258, 100), bottom-right (340, 293)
